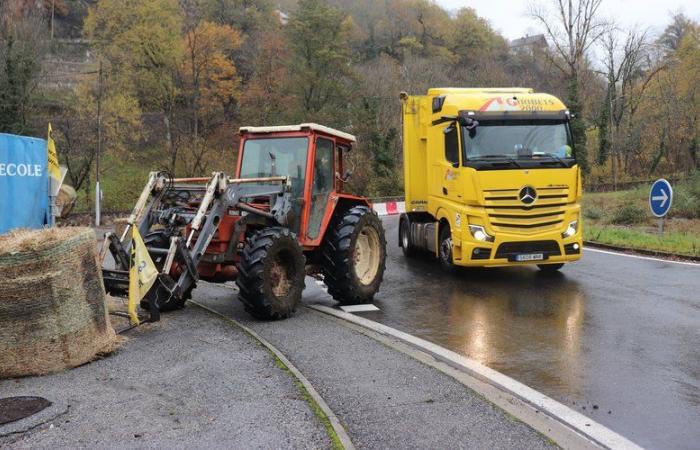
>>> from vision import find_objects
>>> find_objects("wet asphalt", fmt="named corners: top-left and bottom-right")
top-left (306, 215), bottom-right (700, 450)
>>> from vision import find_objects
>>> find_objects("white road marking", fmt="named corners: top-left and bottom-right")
top-left (585, 247), bottom-right (700, 267)
top-left (339, 304), bottom-right (380, 313)
top-left (310, 304), bottom-right (642, 450)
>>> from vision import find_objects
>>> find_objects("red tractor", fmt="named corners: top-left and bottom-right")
top-left (101, 124), bottom-right (386, 320)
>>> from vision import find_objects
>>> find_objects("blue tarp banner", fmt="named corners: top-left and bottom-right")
top-left (0, 133), bottom-right (49, 234)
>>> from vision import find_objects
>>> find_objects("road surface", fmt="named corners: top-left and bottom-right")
top-left (306, 215), bottom-right (700, 450)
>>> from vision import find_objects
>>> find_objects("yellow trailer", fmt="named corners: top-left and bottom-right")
top-left (399, 88), bottom-right (582, 271)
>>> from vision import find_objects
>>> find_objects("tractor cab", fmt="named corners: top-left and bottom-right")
top-left (237, 124), bottom-right (355, 245)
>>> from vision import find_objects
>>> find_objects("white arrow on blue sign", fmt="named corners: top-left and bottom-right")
top-left (649, 178), bottom-right (673, 218)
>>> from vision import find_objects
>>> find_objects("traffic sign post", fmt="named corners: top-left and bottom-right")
top-left (649, 179), bottom-right (673, 236)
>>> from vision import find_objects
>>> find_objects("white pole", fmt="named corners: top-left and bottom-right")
top-left (95, 181), bottom-right (101, 227)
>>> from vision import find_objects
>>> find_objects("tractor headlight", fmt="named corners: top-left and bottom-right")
top-left (469, 225), bottom-right (494, 242)
top-left (562, 220), bottom-right (578, 238)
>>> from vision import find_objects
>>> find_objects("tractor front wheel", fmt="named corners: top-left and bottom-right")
top-left (237, 227), bottom-right (306, 320)
top-left (322, 206), bottom-right (386, 305)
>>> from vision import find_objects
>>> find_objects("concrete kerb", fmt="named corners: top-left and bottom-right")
top-left (308, 304), bottom-right (643, 450)
top-left (189, 300), bottom-right (355, 450)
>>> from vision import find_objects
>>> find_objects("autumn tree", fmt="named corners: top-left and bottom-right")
top-left (179, 20), bottom-right (242, 175)
top-left (84, 0), bottom-right (182, 168)
top-left (286, 0), bottom-right (354, 123)
top-left (596, 27), bottom-right (649, 186)
top-left (53, 82), bottom-right (141, 198)
top-left (529, 0), bottom-right (609, 173)
top-left (0, 1), bottom-right (48, 134)
top-left (239, 22), bottom-right (293, 125)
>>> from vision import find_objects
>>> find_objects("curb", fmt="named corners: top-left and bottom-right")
top-left (584, 240), bottom-right (700, 263)
top-left (189, 301), bottom-right (355, 450)
top-left (308, 304), bottom-right (642, 450)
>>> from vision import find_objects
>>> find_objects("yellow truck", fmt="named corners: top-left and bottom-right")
top-left (399, 88), bottom-right (582, 272)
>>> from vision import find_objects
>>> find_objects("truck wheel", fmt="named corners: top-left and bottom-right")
top-left (537, 263), bottom-right (564, 273)
top-left (322, 205), bottom-right (386, 305)
top-left (438, 225), bottom-right (455, 270)
top-left (237, 227), bottom-right (306, 320)
top-left (400, 217), bottom-right (417, 257)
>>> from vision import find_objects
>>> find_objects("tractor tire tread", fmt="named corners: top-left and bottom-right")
top-left (321, 205), bottom-right (386, 305)
top-left (236, 227), bottom-right (305, 320)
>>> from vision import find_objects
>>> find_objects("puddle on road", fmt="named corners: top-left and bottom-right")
top-left (373, 261), bottom-right (588, 398)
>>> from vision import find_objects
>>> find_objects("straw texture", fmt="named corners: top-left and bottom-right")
top-left (0, 227), bottom-right (117, 378)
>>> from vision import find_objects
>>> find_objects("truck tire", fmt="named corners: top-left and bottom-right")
top-left (141, 231), bottom-right (193, 312)
top-left (438, 225), bottom-right (455, 270)
top-left (322, 205), bottom-right (386, 305)
top-left (237, 227), bottom-right (306, 320)
top-left (400, 216), bottom-right (418, 257)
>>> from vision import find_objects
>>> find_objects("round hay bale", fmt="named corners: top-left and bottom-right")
top-left (0, 227), bottom-right (117, 378)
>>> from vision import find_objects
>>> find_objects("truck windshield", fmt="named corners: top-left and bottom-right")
top-left (462, 121), bottom-right (573, 166)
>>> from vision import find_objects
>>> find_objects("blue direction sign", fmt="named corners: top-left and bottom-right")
top-left (649, 179), bottom-right (673, 218)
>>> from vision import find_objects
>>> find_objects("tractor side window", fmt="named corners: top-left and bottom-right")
top-left (444, 125), bottom-right (459, 165)
top-left (307, 138), bottom-right (334, 240)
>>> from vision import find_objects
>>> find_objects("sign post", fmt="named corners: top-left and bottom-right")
top-left (649, 179), bottom-right (673, 236)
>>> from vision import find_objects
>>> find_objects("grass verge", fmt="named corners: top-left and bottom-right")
top-left (584, 224), bottom-right (700, 257)
top-left (583, 177), bottom-right (700, 257)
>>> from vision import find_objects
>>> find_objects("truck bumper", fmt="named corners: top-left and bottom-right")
top-left (452, 231), bottom-right (582, 268)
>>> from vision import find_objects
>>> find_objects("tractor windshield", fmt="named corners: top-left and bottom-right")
top-left (240, 137), bottom-right (309, 196)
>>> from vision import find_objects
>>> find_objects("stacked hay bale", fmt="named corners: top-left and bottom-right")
top-left (0, 227), bottom-right (117, 378)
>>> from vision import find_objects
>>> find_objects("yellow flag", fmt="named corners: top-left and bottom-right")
top-left (47, 123), bottom-right (61, 185)
top-left (128, 226), bottom-right (159, 325)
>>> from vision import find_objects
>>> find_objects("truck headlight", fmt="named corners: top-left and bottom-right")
top-left (469, 225), bottom-right (494, 242)
top-left (562, 220), bottom-right (578, 238)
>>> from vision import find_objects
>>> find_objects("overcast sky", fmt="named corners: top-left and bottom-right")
top-left (435, 0), bottom-right (700, 40)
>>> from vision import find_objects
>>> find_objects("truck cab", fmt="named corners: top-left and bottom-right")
top-left (399, 88), bottom-right (582, 271)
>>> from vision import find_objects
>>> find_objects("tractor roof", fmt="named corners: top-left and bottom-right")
top-left (239, 123), bottom-right (356, 143)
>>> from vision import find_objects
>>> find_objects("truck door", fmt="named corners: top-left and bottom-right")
top-left (438, 123), bottom-right (464, 201)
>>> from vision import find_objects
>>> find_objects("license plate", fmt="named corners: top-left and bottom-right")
top-left (515, 253), bottom-right (544, 262)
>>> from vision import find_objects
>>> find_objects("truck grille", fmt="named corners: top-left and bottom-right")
top-left (483, 187), bottom-right (569, 235)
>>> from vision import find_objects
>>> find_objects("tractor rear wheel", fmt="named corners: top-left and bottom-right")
top-left (236, 227), bottom-right (306, 320)
top-left (322, 205), bottom-right (386, 305)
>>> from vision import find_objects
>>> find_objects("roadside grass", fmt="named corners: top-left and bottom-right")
top-left (583, 173), bottom-right (700, 256)
top-left (584, 224), bottom-right (700, 257)
top-left (72, 152), bottom-right (159, 213)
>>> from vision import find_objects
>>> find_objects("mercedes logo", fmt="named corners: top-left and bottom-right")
top-left (519, 186), bottom-right (537, 205)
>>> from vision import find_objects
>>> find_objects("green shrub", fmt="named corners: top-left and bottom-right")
top-left (583, 206), bottom-right (602, 221)
top-left (609, 204), bottom-right (647, 225)
top-left (671, 189), bottom-right (700, 219)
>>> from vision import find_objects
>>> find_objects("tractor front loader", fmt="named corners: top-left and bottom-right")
top-left (100, 123), bottom-right (387, 321)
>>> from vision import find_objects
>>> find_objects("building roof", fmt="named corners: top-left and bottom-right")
top-left (239, 123), bottom-right (356, 142)
top-left (510, 34), bottom-right (547, 49)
